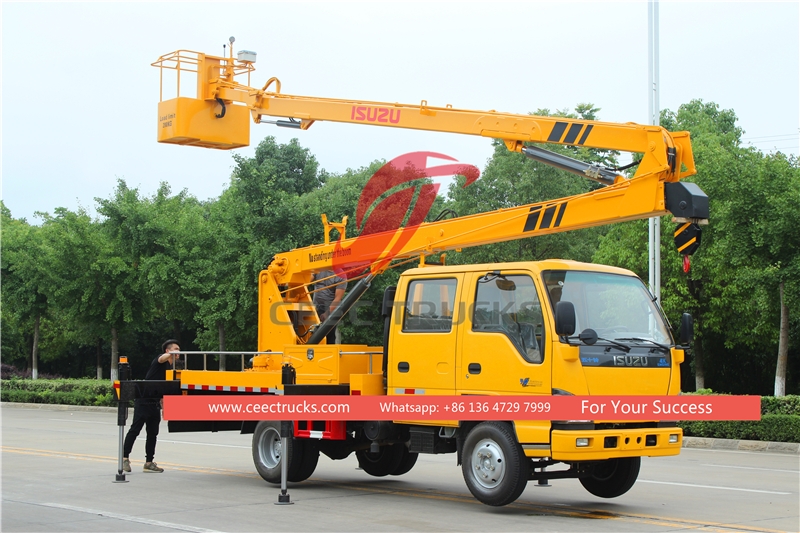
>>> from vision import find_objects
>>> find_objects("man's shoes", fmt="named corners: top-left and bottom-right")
top-left (143, 461), bottom-right (164, 473)
top-left (122, 458), bottom-right (131, 473)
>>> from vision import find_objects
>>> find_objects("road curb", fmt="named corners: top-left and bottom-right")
top-left (1, 401), bottom-right (117, 413)
top-left (3, 401), bottom-right (798, 454)
top-left (682, 436), bottom-right (800, 454)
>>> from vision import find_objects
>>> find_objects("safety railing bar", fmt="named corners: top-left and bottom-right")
top-left (169, 351), bottom-right (285, 373)
top-left (173, 351), bottom-right (284, 355)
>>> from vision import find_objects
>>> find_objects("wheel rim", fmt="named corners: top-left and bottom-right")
top-left (257, 426), bottom-right (282, 469)
top-left (470, 438), bottom-right (506, 489)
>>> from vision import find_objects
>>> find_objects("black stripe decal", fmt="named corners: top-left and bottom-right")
top-left (523, 206), bottom-right (542, 232)
top-left (547, 122), bottom-right (569, 142)
top-left (577, 124), bottom-right (593, 145)
top-left (540, 205), bottom-right (558, 229)
top-left (563, 123), bottom-right (583, 144)
top-left (554, 203), bottom-right (567, 227)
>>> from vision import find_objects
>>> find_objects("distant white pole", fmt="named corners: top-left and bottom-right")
top-left (648, 0), bottom-right (661, 302)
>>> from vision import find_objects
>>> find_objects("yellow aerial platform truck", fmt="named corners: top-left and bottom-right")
top-left (138, 42), bottom-right (708, 506)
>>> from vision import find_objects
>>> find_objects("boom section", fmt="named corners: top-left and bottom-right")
top-left (269, 171), bottom-right (666, 286)
top-left (152, 50), bottom-right (696, 182)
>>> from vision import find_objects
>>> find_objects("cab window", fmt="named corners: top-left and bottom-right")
top-left (402, 278), bottom-right (458, 333)
top-left (472, 274), bottom-right (544, 363)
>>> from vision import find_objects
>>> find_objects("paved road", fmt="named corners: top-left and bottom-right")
top-left (2, 404), bottom-right (798, 532)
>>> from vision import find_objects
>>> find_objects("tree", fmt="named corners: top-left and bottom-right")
top-left (595, 100), bottom-right (799, 394)
top-left (191, 137), bottom-right (329, 356)
top-left (1, 203), bottom-right (50, 377)
top-left (705, 150), bottom-right (800, 395)
top-left (446, 105), bottom-right (619, 266)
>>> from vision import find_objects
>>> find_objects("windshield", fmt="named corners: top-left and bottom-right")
top-left (543, 270), bottom-right (673, 345)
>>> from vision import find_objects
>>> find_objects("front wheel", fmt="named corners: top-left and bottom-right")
top-left (461, 422), bottom-right (528, 506)
top-left (579, 457), bottom-right (641, 498)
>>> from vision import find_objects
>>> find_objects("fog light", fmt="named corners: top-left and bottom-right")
top-left (669, 434), bottom-right (679, 444)
top-left (576, 438), bottom-right (590, 447)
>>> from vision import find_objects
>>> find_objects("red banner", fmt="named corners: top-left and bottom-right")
top-left (163, 395), bottom-right (760, 422)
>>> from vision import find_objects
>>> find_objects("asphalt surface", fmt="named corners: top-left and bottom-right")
top-left (2, 403), bottom-right (799, 532)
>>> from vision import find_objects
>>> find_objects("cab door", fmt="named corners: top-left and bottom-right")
top-left (457, 270), bottom-right (551, 396)
top-left (389, 275), bottom-right (463, 396)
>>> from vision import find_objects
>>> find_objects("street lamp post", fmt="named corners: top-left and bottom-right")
top-left (648, 0), bottom-right (661, 302)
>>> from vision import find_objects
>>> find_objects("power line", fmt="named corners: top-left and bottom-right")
top-left (741, 133), bottom-right (799, 141)
top-left (746, 139), bottom-right (798, 145)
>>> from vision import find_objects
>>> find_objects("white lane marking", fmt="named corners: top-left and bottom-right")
top-left (159, 439), bottom-right (249, 449)
top-left (48, 419), bottom-right (108, 425)
top-left (639, 480), bottom-right (792, 495)
top-left (19, 502), bottom-right (223, 533)
top-left (702, 463), bottom-right (799, 474)
top-left (47, 421), bottom-right (250, 448)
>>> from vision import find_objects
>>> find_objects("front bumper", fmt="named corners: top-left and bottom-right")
top-left (551, 426), bottom-right (683, 461)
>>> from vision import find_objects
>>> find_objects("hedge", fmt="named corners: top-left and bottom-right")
top-left (676, 391), bottom-right (800, 443)
top-left (678, 415), bottom-right (800, 443)
top-left (759, 395), bottom-right (800, 416)
top-left (0, 378), bottom-right (116, 407)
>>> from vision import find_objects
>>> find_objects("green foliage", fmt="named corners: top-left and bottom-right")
top-left (677, 391), bottom-right (800, 441)
top-left (1, 202), bottom-right (50, 368)
top-left (595, 99), bottom-right (800, 395)
top-left (761, 395), bottom-right (800, 416)
top-left (678, 415), bottom-right (800, 443)
top-left (0, 378), bottom-right (117, 406)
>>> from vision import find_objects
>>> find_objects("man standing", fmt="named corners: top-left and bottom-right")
top-left (122, 339), bottom-right (180, 473)
top-left (313, 270), bottom-right (347, 344)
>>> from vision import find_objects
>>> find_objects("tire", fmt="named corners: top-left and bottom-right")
top-left (290, 438), bottom-right (320, 482)
top-left (252, 421), bottom-right (304, 484)
top-left (356, 443), bottom-right (405, 477)
top-left (579, 457), bottom-right (641, 498)
top-left (390, 444), bottom-right (418, 476)
top-left (461, 422), bottom-right (528, 506)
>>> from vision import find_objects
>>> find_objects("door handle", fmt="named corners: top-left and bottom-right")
top-left (468, 363), bottom-right (481, 374)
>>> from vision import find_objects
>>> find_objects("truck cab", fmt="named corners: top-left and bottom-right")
top-left (389, 260), bottom-right (681, 400)
top-left (380, 260), bottom-right (683, 504)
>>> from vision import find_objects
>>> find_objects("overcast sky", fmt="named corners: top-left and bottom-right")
top-left (3, 2), bottom-right (798, 223)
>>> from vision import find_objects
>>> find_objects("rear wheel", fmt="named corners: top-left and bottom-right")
top-left (252, 421), bottom-right (304, 484)
top-left (579, 457), bottom-right (640, 498)
top-left (390, 444), bottom-right (418, 476)
top-left (356, 444), bottom-right (404, 477)
top-left (290, 439), bottom-right (319, 482)
top-left (461, 422), bottom-right (528, 506)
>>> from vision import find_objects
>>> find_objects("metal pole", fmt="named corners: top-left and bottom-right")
top-left (647, 0), bottom-right (661, 303)
top-left (114, 424), bottom-right (128, 483)
top-left (114, 357), bottom-right (130, 483)
top-left (276, 365), bottom-right (294, 505)
top-left (275, 420), bottom-right (293, 505)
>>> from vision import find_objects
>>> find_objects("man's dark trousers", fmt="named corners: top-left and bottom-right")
top-left (123, 399), bottom-right (160, 462)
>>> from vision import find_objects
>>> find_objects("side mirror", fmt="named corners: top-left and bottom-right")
top-left (679, 313), bottom-right (693, 345)
top-left (495, 278), bottom-right (516, 291)
top-left (555, 301), bottom-right (576, 336)
top-left (578, 328), bottom-right (598, 346)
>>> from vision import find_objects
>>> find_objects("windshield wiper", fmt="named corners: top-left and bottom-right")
top-left (597, 337), bottom-right (631, 352)
top-left (616, 337), bottom-right (670, 352)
